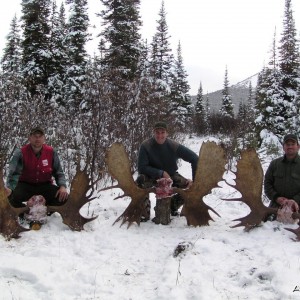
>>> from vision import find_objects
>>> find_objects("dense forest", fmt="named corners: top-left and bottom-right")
top-left (0, 0), bottom-right (299, 183)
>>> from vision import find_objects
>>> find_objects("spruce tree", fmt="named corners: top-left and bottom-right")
top-left (0, 15), bottom-right (26, 153)
top-left (254, 66), bottom-right (274, 135)
top-left (48, 1), bottom-right (69, 107)
top-left (220, 66), bottom-right (234, 118)
top-left (246, 81), bottom-right (255, 129)
top-left (148, 0), bottom-right (174, 120)
top-left (169, 41), bottom-right (192, 130)
top-left (150, 1), bottom-right (173, 83)
top-left (194, 81), bottom-right (206, 134)
top-left (204, 93), bottom-right (211, 134)
top-left (21, 0), bottom-right (52, 96)
top-left (99, 0), bottom-right (142, 80)
top-left (278, 0), bottom-right (299, 133)
top-left (1, 15), bottom-right (22, 77)
top-left (64, 0), bottom-right (90, 110)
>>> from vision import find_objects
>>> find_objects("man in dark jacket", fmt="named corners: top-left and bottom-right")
top-left (5, 127), bottom-right (68, 208)
top-left (264, 133), bottom-right (300, 219)
top-left (137, 121), bottom-right (199, 221)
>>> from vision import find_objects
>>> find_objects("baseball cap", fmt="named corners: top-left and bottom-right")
top-left (154, 121), bottom-right (167, 130)
top-left (30, 126), bottom-right (45, 135)
top-left (283, 134), bottom-right (298, 144)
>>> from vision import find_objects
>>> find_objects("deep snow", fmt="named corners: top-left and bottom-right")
top-left (1, 136), bottom-right (300, 300)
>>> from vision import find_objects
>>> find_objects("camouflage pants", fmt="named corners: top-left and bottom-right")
top-left (136, 172), bottom-right (188, 220)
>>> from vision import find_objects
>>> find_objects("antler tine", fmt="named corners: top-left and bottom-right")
top-left (284, 213), bottom-right (300, 241)
top-left (48, 166), bottom-right (98, 231)
top-left (174, 141), bottom-right (226, 226)
top-left (284, 226), bottom-right (300, 242)
top-left (224, 148), bottom-right (278, 230)
top-left (0, 169), bottom-right (29, 239)
top-left (106, 143), bottom-right (152, 227)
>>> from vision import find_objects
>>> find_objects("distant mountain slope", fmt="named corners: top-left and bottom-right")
top-left (191, 73), bottom-right (258, 115)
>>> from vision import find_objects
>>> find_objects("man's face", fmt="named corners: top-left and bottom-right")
top-left (154, 128), bottom-right (168, 144)
top-left (29, 133), bottom-right (45, 151)
top-left (283, 139), bottom-right (300, 159)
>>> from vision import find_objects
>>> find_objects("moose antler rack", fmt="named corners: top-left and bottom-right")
top-left (173, 141), bottom-right (226, 226)
top-left (105, 142), bottom-right (155, 227)
top-left (105, 141), bottom-right (227, 227)
top-left (0, 170), bottom-right (29, 240)
top-left (48, 165), bottom-right (98, 231)
top-left (224, 148), bottom-right (300, 240)
top-left (0, 164), bottom-right (99, 239)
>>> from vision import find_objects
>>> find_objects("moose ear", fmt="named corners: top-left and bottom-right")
top-left (0, 170), bottom-right (29, 240)
top-left (105, 142), bottom-right (154, 228)
top-left (48, 166), bottom-right (98, 231)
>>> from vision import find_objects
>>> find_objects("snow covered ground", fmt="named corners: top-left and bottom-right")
top-left (1, 136), bottom-right (300, 300)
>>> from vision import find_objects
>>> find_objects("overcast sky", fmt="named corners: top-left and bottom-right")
top-left (0, 0), bottom-right (300, 94)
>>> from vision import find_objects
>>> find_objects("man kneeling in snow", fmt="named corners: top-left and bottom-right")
top-left (264, 134), bottom-right (300, 223)
top-left (136, 121), bottom-right (198, 222)
top-left (5, 127), bottom-right (68, 224)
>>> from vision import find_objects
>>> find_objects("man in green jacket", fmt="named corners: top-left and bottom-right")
top-left (264, 134), bottom-right (300, 219)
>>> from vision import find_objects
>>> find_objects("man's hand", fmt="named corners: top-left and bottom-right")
top-left (55, 186), bottom-right (69, 202)
top-left (277, 197), bottom-right (299, 212)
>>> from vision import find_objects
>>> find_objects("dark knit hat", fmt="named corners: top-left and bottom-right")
top-left (154, 121), bottom-right (167, 130)
top-left (283, 134), bottom-right (298, 144)
top-left (30, 126), bottom-right (45, 135)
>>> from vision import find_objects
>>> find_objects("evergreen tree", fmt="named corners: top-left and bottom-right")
top-left (48, 1), bottom-right (69, 107)
top-left (21, 0), bottom-right (52, 96)
top-left (169, 41), bottom-right (192, 129)
top-left (278, 0), bottom-right (300, 133)
top-left (194, 81), bottom-right (206, 134)
top-left (220, 66), bottom-right (234, 118)
top-left (255, 29), bottom-right (287, 137)
top-left (64, 0), bottom-right (90, 109)
top-left (246, 81), bottom-right (255, 129)
top-left (1, 15), bottom-right (22, 77)
top-left (150, 1), bottom-right (173, 84)
top-left (205, 93), bottom-right (211, 134)
top-left (195, 82), bottom-right (204, 114)
top-left (237, 101), bottom-right (247, 122)
top-left (0, 15), bottom-right (27, 157)
top-left (254, 66), bottom-right (274, 134)
top-left (148, 0), bottom-right (174, 120)
top-left (99, 0), bottom-right (142, 80)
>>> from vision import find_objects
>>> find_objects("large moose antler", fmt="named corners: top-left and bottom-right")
top-left (173, 141), bottom-right (226, 226)
top-left (48, 166), bottom-right (97, 231)
top-left (224, 148), bottom-right (300, 234)
top-left (0, 170), bottom-right (29, 239)
top-left (105, 143), bottom-right (154, 227)
top-left (224, 148), bottom-right (277, 230)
